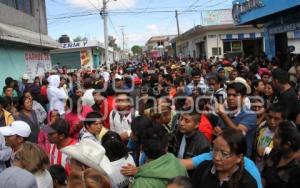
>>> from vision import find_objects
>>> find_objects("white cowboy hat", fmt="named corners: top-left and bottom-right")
top-left (61, 139), bottom-right (112, 175)
top-left (21, 74), bottom-right (30, 80)
top-left (227, 77), bottom-right (252, 94)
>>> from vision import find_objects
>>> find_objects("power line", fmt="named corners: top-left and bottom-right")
top-left (86, 0), bottom-right (101, 11)
top-left (108, 15), bottom-right (121, 38)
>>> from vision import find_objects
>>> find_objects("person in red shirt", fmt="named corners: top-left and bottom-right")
top-left (65, 95), bottom-right (93, 140)
top-left (42, 118), bottom-right (77, 175)
top-left (100, 86), bottom-right (116, 129)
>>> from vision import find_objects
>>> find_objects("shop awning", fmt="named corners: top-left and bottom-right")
top-left (220, 32), bottom-right (264, 40)
top-left (0, 22), bottom-right (60, 49)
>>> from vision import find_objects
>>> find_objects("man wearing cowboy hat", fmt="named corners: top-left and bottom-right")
top-left (61, 139), bottom-right (112, 176)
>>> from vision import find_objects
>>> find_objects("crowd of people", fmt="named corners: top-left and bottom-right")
top-left (0, 53), bottom-right (300, 188)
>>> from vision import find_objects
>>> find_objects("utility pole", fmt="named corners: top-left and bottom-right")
top-left (120, 26), bottom-right (126, 50)
top-left (102, 0), bottom-right (110, 71)
top-left (175, 10), bottom-right (180, 37)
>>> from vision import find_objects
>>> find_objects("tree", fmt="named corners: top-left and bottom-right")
top-left (131, 45), bottom-right (143, 55)
top-left (73, 36), bottom-right (88, 42)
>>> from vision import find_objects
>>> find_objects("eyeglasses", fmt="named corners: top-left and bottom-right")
top-left (211, 148), bottom-right (233, 160)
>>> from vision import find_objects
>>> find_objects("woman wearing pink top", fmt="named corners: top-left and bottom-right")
top-left (65, 95), bottom-right (93, 140)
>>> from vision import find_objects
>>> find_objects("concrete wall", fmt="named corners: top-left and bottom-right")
top-left (0, 0), bottom-right (48, 34)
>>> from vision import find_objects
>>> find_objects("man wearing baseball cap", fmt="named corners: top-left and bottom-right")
top-left (0, 121), bottom-right (31, 161)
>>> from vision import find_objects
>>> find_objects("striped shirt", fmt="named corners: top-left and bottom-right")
top-left (49, 139), bottom-right (77, 174)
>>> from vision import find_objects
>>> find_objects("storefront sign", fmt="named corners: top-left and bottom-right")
top-left (269, 22), bottom-right (300, 34)
top-left (62, 41), bottom-right (88, 49)
top-left (25, 52), bottom-right (52, 79)
top-left (233, 0), bottom-right (264, 23)
top-left (202, 9), bottom-right (233, 26)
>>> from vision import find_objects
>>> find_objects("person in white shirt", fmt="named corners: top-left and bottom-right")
top-left (47, 75), bottom-right (68, 116)
top-left (80, 112), bottom-right (103, 143)
top-left (109, 92), bottom-right (134, 142)
top-left (82, 78), bottom-right (95, 107)
top-left (102, 131), bottom-right (136, 188)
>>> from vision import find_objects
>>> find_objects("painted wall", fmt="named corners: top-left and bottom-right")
top-left (0, 45), bottom-right (27, 90)
top-left (233, 0), bottom-right (300, 24)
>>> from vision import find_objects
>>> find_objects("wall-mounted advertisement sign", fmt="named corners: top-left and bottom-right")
top-left (25, 52), bottom-right (52, 80)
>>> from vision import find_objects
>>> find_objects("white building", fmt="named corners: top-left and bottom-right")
top-left (175, 24), bottom-right (264, 59)
top-left (145, 35), bottom-right (176, 58)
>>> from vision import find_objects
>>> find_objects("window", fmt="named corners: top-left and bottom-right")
top-left (24, 0), bottom-right (32, 15)
top-left (0, 0), bottom-right (16, 8)
top-left (212, 47), bottom-right (222, 56)
top-left (208, 35), bottom-right (216, 38)
top-left (0, 0), bottom-right (33, 15)
top-left (231, 41), bottom-right (242, 51)
top-left (223, 41), bottom-right (243, 53)
top-left (223, 41), bottom-right (231, 52)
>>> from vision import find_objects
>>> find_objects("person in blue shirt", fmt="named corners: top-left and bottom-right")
top-left (181, 144), bottom-right (262, 188)
top-left (215, 82), bottom-right (257, 157)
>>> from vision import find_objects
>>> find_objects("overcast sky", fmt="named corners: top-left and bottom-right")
top-left (46, 0), bottom-right (232, 48)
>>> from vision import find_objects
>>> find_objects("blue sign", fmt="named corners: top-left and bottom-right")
top-left (233, 0), bottom-right (300, 24)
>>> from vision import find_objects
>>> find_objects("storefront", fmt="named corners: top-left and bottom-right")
top-left (0, 23), bottom-right (59, 90)
top-left (175, 24), bottom-right (263, 59)
top-left (50, 40), bottom-right (114, 70)
top-left (232, 0), bottom-right (300, 62)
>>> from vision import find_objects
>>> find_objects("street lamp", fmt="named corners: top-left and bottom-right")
top-left (102, 0), bottom-right (117, 71)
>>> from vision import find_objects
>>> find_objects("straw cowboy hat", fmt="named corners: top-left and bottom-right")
top-left (61, 139), bottom-right (112, 175)
top-left (227, 77), bottom-right (252, 95)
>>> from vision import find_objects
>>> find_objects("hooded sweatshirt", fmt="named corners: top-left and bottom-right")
top-left (47, 75), bottom-right (68, 115)
top-left (131, 153), bottom-right (187, 188)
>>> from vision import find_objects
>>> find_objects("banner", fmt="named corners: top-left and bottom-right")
top-left (202, 9), bottom-right (233, 26)
top-left (24, 51), bottom-right (52, 80)
top-left (80, 49), bottom-right (91, 67)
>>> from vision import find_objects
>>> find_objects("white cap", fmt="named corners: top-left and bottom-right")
top-left (181, 62), bottom-right (186, 66)
top-left (22, 74), bottom-right (30, 80)
top-left (115, 74), bottom-right (123, 80)
top-left (0, 121), bottom-right (31, 138)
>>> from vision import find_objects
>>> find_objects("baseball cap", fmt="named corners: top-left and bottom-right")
top-left (42, 118), bottom-right (70, 136)
top-left (0, 121), bottom-right (31, 138)
top-left (0, 166), bottom-right (38, 188)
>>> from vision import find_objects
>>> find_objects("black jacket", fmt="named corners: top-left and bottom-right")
top-left (192, 160), bottom-right (257, 188)
top-left (172, 130), bottom-right (210, 159)
top-left (262, 150), bottom-right (300, 188)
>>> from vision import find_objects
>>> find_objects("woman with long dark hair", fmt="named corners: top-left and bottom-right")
top-left (16, 95), bottom-right (39, 143)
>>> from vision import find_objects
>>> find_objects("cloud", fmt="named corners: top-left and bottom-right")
top-left (124, 24), bottom-right (182, 47)
top-left (66, 0), bottom-right (136, 10)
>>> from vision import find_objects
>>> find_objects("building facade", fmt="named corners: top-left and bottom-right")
top-left (0, 0), bottom-right (59, 89)
top-left (175, 24), bottom-right (264, 59)
top-left (145, 35), bottom-right (176, 58)
top-left (50, 40), bottom-right (114, 70)
top-left (232, 0), bottom-right (300, 62)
